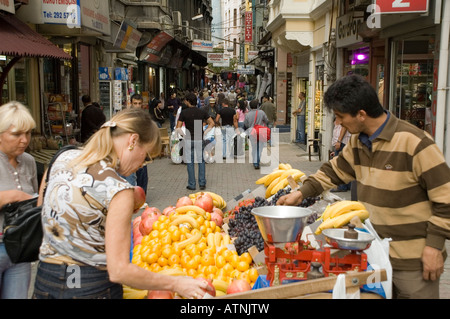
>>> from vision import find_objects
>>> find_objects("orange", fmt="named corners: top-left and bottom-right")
top-left (149, 229), bottom-right (159, 240)
top-left (145, 252), bottom-right (159, 264)
top-left (140, 236), bottom-right (150, 246)
top-left (160, 234), bottom-right (172, 246)
top-left (170, 229), bottom-right (181, 242)
top-left (186, 258), bottom-right (199, 270)
top-left (172, 244), bottom-right (182, 256)
top-left (230, 254), bottom-right (240, 268)
top-left (196, 216), bottom-right (205, 226)
top-left (157, 256), bottom-right (168, 267)
top-left (168, 254), bottom-right (180, 267)
top-left (158, 229), bottom-right (168, 238)
top-left (196, 242), bottom-right (207, 252)
top-left (239, 252), bottom-right (252, 264)
top-left (150, 263), bottom-right (161, 272)
top-left (236, 261), bottom-right (249, 272)
top-left (180, 255), bottom-right (190, 268)
top-left (199, 225), bottom-right (207, 234)
top-left (215, 255), bottom-right (226, 269)
top-left (209, 221), bottom-right (216, 230)
top-left (239, 271), bottom-right (251, 283)
top-left (179, 226), bottom-right (190, 234)
top-left (222, 263), bottom-right (234, 275)
top-left (161, 246), bottom-right (173, 259)
top-left (187, 268), bottom-right (197, 277)
top-left (158, 215), bottom-right (169, 223)
top-left (248, 268), bottom-right (259, 282)
top-left (205, 265), bottom-right (218, 276)
top-left (152, 220), bottom-right (162, 231)
top-left (167, 225), bottom-right (178, 233)
top-left (201, 254), bottom-right (215, 267)
top-left (222, 249), bottom-right (234, 262)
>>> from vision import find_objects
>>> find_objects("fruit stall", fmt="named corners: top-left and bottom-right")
top-left (126, 163), bottom-right (390, 299)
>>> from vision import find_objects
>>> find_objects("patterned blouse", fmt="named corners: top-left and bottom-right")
top-left (39, 149), bottom-right (133, 269)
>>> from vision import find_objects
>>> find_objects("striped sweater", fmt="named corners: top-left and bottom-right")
top-left (300, 113), bottom-right (450, 271)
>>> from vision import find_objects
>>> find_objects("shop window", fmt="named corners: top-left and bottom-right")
top-left (394, 37), bottom-right (434, 131)
top-left (314, 65), bottom-right (324, 131)
top-left (344, 46), bottom-right (370, 78)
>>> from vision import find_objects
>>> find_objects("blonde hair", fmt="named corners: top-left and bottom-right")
top-left (0, 101), bottom-right (36, 134)
top-left (71, 108), bottom-right (161, 171)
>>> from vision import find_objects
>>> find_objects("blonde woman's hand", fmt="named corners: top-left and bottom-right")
top-left (174, 276), bottom-right (214, 299)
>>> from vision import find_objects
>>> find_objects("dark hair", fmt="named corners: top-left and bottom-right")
top-left (238, 99), bottom-right (247, 112)
top-left (249, 99), bottom-right (259, 110)
top-left (324, 74), bottom-right (384, 117)
top-left (131, 93), bottom-right (143, 101)
top-left (222, 98), bottom-right (229, 106)
top-left (185, 92), bottom-right (197, 106)
top-left (82, 95), bottom-right (91, 104)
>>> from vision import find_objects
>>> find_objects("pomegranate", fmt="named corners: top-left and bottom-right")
top-left (210, 212), bottom-right (223, 227)
top-left (212, 207), bottom-right (224, 218)
top-left (176, 196), bottom-right (193, 208)
top-left (133, 186), bottom-right (146, 211)
top-left (162, 205), bottom-right (176, 217)
top-left (196, 277), bottom-right (216, 297)
top-left (147, 290), bottom-right (174, 299)
top-left (133, 235), bottom-right (142, 246)
top-left (132, 216), bottom-right (142, 230)
top-left (139, 207), bottom-right (161, 235)
top-left (226, 279), bottom-right (251, 295)
top-left (194, 193), bottom-right (214, 213)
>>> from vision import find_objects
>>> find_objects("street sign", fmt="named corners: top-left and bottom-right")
top-left (237, 64), bottom-right (255, 75)
top-left (374, 0), bottom-right (429, 14)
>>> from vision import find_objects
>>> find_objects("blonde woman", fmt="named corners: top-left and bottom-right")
top-left (0, 101), bottom-right (37, 299)
top-left (33, 108), bottom-right (212, 299)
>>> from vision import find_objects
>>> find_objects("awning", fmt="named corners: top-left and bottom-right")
top-left (0, 13), bottom-right (72, 60)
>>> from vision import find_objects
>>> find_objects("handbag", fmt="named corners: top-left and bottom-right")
top-left (250, 111), bottom-right (271, 142)
top-left (1, 145), bottom-right (77, 263)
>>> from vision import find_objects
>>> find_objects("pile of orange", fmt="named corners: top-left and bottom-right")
top-left (131, 214), bottom-right (259, 285)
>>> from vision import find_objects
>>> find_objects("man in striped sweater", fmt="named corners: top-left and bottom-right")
top-left (277, 74), bottom-right (450, 299)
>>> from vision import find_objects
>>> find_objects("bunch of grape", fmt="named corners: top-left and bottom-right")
top-left (270, 189), bottom-right (320, 223)
top-left (228, 197), bottom-right (268, 254)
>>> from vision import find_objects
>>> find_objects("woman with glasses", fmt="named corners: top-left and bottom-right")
top-left (33, 108), bottom-right (212, 299)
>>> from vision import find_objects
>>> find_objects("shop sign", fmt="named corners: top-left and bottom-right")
top-left (114, 68), bottom-right (128, 81)
top-left (336, 11), bottom-right (365, 48)
top-left (245, 11), bottom-right (253, 43)
top-left (374, 0), bottom-right (429, 14)
top-left (0, 0), bottom-right (15, 14)
top-left (41, 0), bottom-right (81, 27)
top-left (140, 31), bottom-right (173, 63)
top-left (80, 0), bottom-right (111, 35)
top-left (113, 21), bottom-right (142, 52)
top-left (207, 53), bottom-right (225, 64)
top-left (98, 67), bottom-right (112, 81)
top-left (192, 40), bottom-right (213, 52)
top-left (237, 64), bottom-right (255, 75)
top-left (248, 50), bottom-right (258, 62)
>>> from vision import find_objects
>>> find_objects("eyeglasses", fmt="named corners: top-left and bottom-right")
top-left (142, 152), bottom-right (153, 166)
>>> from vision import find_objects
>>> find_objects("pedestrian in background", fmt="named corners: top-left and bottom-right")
top-left (215, 98), bottom-right (238, 159)
top-left (167, 92), bottom-right (180, 132)
top-left (330, 117), bottom-right (351, 192)
top-left (80, 95), bottom-right (106, 143)
top-left (130, 93), bottom-right (143, 109)
top-left (176, 93), bottom-right (215, 190)
top-left (244, 99), bottom-right (268, 169)
top-left (277, 74), bottom-right (450, 299)
top-left (293, 92), bottom-right (306, 144)
top-left (0, 101), bottom-right (38, 299)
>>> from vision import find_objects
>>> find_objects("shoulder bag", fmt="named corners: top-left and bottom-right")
top-left (250, 111), bottom-right (271, 142)
top-left (1, 145), bottom-right (77, 263)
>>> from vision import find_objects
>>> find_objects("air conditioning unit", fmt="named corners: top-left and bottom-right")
top-left (172, 11), bottom-right (182, 32)
top-left (183, 20), bottom-right (190, 38)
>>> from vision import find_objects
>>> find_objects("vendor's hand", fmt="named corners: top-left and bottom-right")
top-left (174, 276), bottom-right (214, 299)
top-left (422, 246), bottom-right (444, 281)
top-left (276, 190), bottom-right (303, 206)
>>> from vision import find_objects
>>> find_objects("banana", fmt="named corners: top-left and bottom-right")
top-left (271, 178), bottom-right (289, 195)
top-left (205, 192), bottom-right (226, 209)
top-left (278, 163), bottom-right (289, 170)
top-left (215, 290), bottom-right (227, 297)
top-left (174, 230), bottom-right (202, 249)
top-left (214, 232), bottom-right (222, 247)
top-left (158, 268), bottom-right (186, 276)
top-left (315, 217), bottom-right (336, 235)
top-left (264, 170), bottom-right (284, 187)
top-left (222, 234), bottom-right (231, 246)
top-left (170, 215), bottom-right (199, 229)
top-left (175, 205), bottom-right (207, 218)
top-left (265, 177), bottom-right (280, 198)
top-left (320, 204), bottom-right (332, 220)
top-left (123, 286), bottom-right (148, 299)
top-left (332, 209), bottom-right (370, 228)
top-left (212, 279), bottom-right (229, 293)
top-left (255, 174), bottom-right (271, 185)
top-left (207, 232), bottom-right (215, 248)
top-left (277, 169), bottom-right (303, 182)
top-left (324, 200), bottom-right (367, 220)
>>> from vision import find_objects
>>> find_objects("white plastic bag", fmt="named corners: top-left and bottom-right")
top-left (363, 219), bottom-right (393, 299)
top-left (332, 274), bottom-right (360, 299)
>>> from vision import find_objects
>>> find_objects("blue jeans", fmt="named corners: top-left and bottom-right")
top-left (0, 243), bottom-right (31, 299)
top-left (296, 115), bottom-right (306, 143)
top-left (221, 125), bottom-right (235, 158)
top-left (136, 166), bottom-right (148, 194)
top-left (250, 136), bottom-right (266, 167)
top-left (184, 140), bottom-right (206, 188)
top-left (33, 262), bottom-right (122, 299)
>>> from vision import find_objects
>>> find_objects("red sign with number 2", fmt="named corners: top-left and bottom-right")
top-left (375, 0), bottom-right (429, 13)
